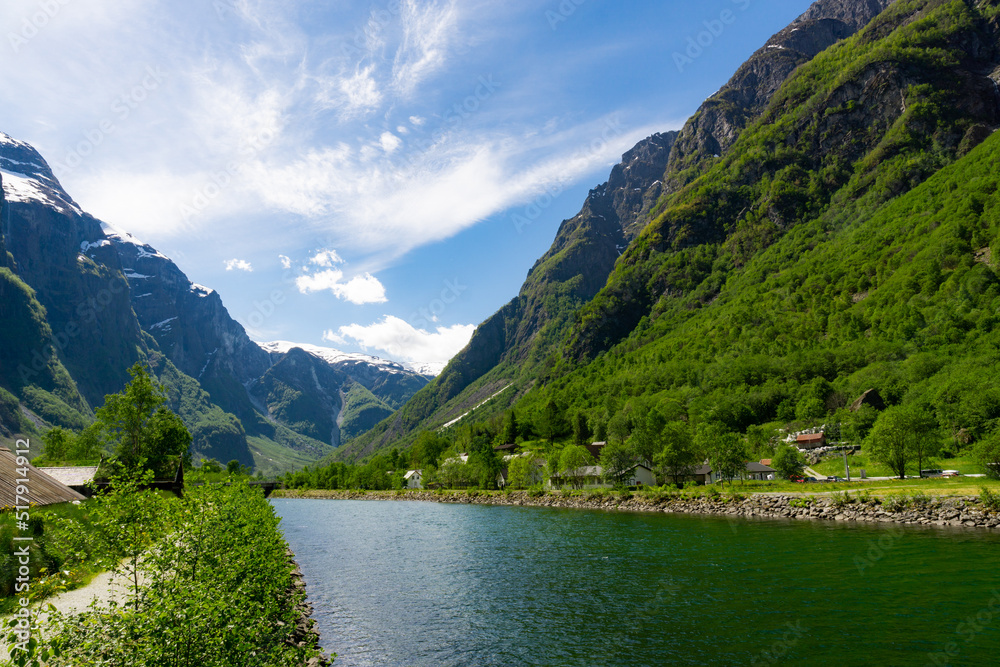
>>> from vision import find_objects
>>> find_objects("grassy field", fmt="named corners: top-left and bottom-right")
top-left (811, 453), bottom-right (981, 478)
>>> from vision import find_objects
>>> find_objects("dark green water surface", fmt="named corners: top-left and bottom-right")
top-left (271, 499), bottom-right (1000, 666)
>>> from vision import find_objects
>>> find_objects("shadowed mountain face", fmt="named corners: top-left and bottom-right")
top-left (336, 0), bottom-right (1000, 462)
top-left (0, 133), bottom-right (430, 472)
top-left (662, 0), bottom-right (897, 197)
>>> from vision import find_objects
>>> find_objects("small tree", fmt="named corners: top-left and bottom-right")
top-left (975, 431), bottom-right (1000, 479)
top-left (654, 421), bottom-right (698, 486)
top-left (95, 363), bottom-right (191, 474)
top-left (571, 412), bottom-right (590, 448)
top-left (699, 424), bottom-right (747, 486)
top-left (507, 454), bottom-right (538, 489)
top-left (42, 427), bottom-right (72, 462)
top-left (600, 440), bottom-right (636, 488)
top-left (771, 443), bottom-right (806, 480)
top-left (559, 444), bottom-right (596, 489)
top-left (593, 421), bottom-right (607, 443)
top-left (90, 464), bottom-right (170, 611)
top-left (628, 408), bottom-right (667, 466)
top-left (535, 398), bottom-right (568, 445)
top-left (607, 411), bottom-right (632, 446)
top-left (501, 411), bottom-right (519, 444)
top-left (866, 405), bottom-right (937, 479)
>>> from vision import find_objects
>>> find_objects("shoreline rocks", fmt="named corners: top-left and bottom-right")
top-left (273, 489), bottom-right (1000, 530)
top-left (285, 547), bottom-right (332, 667)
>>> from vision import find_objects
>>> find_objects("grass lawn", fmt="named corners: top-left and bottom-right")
top-left (811, 452), bottom-right (982, 478)
top-left (723, 475), bottom-right (1000, 498)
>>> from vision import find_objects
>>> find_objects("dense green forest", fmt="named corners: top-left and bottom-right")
top-left (328, 0), bottom-right (1000, 482)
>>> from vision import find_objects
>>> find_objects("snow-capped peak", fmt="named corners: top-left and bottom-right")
top-left (100, 222), bottom-right (170, 260)
top-left (256, 340), bottom-right (440, 377)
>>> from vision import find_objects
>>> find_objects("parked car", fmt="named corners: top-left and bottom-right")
top-left (804, 476), bottom-right (818, 483)
top-left (827, 476), bottom-right (845, 482)
top-left (790, 475), bottom-right (805, 483)
top-left (941, 470), bottom-right (962, 477)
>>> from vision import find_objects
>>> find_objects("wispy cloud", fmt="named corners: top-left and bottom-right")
top-left (327, 315), bottom-right (474, 364)
top-left (392, 0), bottom-right (460, 97)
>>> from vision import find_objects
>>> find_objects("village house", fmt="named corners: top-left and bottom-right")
top-left (547, 442), bottom-right (657, 489)
top-left (403, 469), bottom-right (423, 489)
top-left (795, 432), bottom-right (825, 450)
top-left (689, 461), bottom-right (778, 484)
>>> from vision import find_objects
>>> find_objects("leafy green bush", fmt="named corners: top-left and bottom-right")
top-left (30, 481), bottom-right (324, 666)
top-left (831, 491), bottom-right (854, 508)
top-left (979, 487), bottom-right (1000, 511)
top-left (882, 494), bottom-right (911, 512)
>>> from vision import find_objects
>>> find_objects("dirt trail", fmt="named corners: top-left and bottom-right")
top-left (1, 569), bottom-right (131, 660)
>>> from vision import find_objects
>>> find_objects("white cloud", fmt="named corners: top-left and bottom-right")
top-left (309, 249), bottom-right (343, 267)
top-left (296, 269), bottom-right (387, 304)
top-left (336, 65), bottom-right (383, 117)
top-left (225, 258), bottom-right (253, 272)
top-left (379, 131), bottom-right (401, 153)
top-left (278, 254), bottom-right (291, 269)
top-left (409, 116), bottom-right (425, 126)
top-left (329, 315), bottom-right (474, 364)
top-left (392, 0), bottom-right (459, 97)
top-left (242, 116), bottom-right (663, 261)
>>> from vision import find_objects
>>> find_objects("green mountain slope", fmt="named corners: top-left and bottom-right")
top-left (519, 124), bottom-right (1000, 444)
top-left (339, 0), bottom-right (1000, 462)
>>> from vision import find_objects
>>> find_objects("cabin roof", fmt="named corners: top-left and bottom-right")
top-left (0, 446), bottom-right (87, 507)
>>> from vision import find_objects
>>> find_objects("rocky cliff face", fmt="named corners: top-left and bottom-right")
top-left (662, 0), bottom-right (897, 197)
top-left (0, 133), bottom-right (143, 405)
top-left (0, 132), bottom-right (428, 469)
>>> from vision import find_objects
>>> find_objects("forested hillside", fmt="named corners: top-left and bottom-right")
top-left (335, 0), bottom-right (1000, 467)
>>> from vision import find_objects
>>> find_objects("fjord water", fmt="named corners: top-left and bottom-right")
top-left (272, 499), bottom-right (1000, 666)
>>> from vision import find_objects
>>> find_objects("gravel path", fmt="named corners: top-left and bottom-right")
top-left (1, 569), bottom-right (131, 661)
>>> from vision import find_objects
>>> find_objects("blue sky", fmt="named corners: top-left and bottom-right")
top-left (0, 0), bottom-right (814, 367)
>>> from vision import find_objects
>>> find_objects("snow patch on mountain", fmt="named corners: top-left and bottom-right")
top-left (100, 222), bottom-right (169, 260)
top-left (257, 340), bottom-right (440, 377)
top-left (0, 167), bottom-right (82, 216)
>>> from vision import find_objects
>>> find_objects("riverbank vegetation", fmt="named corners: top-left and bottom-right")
top-left (3, 479), bottom-right (324, 667)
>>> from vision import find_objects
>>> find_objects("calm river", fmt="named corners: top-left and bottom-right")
top-left (272, 499), bottom-right (1000, 666)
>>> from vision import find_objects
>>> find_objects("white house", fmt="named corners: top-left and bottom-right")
top-left (403, 469), bottom-right (423, 489)
top-left (548, 462), bottom-right (657, 489)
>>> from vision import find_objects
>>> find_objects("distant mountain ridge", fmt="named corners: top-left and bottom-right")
top-left (0, 134), bottom-right (430, 473)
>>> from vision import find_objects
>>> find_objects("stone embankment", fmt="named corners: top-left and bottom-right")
top-left (275, 489), bottom-right (1000, 530)
top-left (284, 548), bottom-right (332, 667)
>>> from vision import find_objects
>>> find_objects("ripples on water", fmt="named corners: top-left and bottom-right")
top-left (272, 499), bottom-right (1000, 666)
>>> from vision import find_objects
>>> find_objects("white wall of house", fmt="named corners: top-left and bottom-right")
top-left (404, 470), bottom-right (423, 489)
